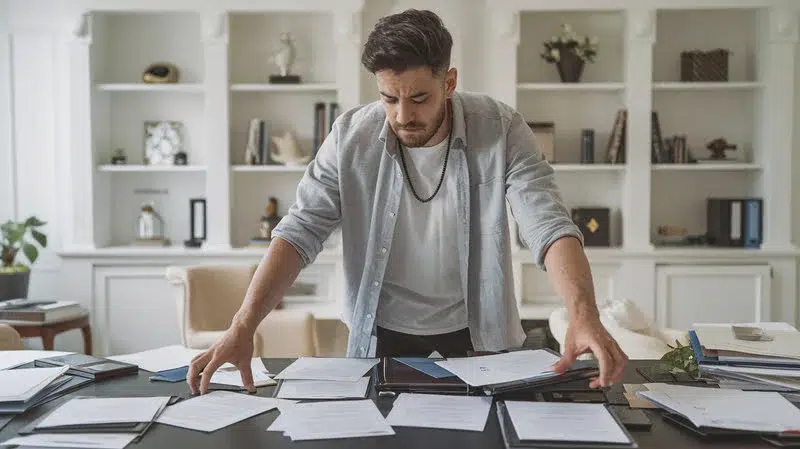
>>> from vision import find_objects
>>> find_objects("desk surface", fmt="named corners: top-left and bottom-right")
top-left (0, 359), bottom-right (777, 449)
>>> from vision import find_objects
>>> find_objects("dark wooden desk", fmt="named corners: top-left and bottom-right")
top-left (0, 360), bottom-right (780, 448)
top-left (6, 314), bottom-right (92, 354)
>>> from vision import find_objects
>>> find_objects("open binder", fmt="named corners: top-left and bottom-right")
top-left (496, 401), bottom-right (638, 449)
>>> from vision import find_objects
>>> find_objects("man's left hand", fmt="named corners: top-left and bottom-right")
top-left (551, 316), bottom-right (628, 389)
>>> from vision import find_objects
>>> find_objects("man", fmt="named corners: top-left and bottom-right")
top-left (187, 9), bottom-right (627, 395)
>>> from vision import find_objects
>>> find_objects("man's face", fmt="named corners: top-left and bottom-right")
top-left (376, 66), bottom-right (456, 148)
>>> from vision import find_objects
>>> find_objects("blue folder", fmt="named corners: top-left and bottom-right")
top-left (149, 366), bottom-right (189, 382)
top-left (392, 357), bottom-right (455, 379)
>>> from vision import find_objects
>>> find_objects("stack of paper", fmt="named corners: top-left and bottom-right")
top-left (0, 366), bottom-right (69, 403)
top-left (19, 396), bottom-right (171, 434)
top-left (0, 350), bottom-right (73, 371)
top-left (1, 433), bottom-right (139, 449)
top-left (209, 358), bottom-right (275, 388)
top-left (385, 393), bottom-right (492, 432)
top-left (273, 357), bottom-right (379, 400)
top-left (637, 383), bottom-right (800, 433)
top-left (106, 345), bottom-right (204, 373)
top-left (156, 391), bottom-right (289, 432)
top-left (267, 400), bottom-right (394, 441)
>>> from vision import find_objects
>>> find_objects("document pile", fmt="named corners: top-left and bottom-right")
top-left (3, 396), bottom-right (172, 449)
top-left (0, 366), bottom-right (74, 415)
top-left (636, 383), bottom-right (800, 435)
top-left (435, 349), bottom-right (599, 395)
top-left (496, 401), bottom-right (637, 448)
top-left (273, 357), bottom-right (379, 400)
top-left (689, 322), bottom-right (800, 392)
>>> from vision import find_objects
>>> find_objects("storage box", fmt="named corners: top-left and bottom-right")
top-left (680, 49), bottom-right (729, 82)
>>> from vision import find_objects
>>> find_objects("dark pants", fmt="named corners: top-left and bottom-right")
top-left (375, 326), bottom-right (474, 358)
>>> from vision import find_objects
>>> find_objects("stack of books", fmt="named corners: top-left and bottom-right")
top-left (688, 322), bottom-right (800, 392)
top-left (0, 299), bottom-right (85, 324)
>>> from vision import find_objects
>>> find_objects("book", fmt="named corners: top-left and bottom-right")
top-left (34, 353), bottom-right (138, 381)
top-left (0, 300), bottom-right (84, 323)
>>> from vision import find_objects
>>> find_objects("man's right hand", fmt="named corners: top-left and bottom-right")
top-left (187, 323), bottom-right (256, 395)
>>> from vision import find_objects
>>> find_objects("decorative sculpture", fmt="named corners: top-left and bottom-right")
top-left (269, 32), bottom-right (300, 84)
top-left (271, 131), bottom-right (310, 166)
top-left (706, 137), bottom-right (737, 160)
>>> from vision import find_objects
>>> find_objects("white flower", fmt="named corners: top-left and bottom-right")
top-left (550, 48), bottom-right (560, 61)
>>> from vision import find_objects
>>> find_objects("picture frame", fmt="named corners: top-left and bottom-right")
top-left (184, 198), bottom-right (206, 248)
top-left (144, 120), bottom-right (184, 165)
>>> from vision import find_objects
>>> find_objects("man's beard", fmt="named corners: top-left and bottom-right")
top-left (394, 102), bottom-right (447, 148)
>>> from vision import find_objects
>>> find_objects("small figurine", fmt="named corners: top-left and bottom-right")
top-left (244, 118), bottom-right (261, 165)
top-left (259, 197), bottom-right (282, 240)
top-left (271, 131), bottom-right (310, 166)
top-left (268, 32), bottom-right (300, 84)
top-left (142, 62), bottom-right (179, 84)
top-left (134, 202), bottom-right (169, 246)
top-left (110, 148), bottom-right (127, 165)
top-left (706, 138), bottom-right (737, 160)
top-left (173, 151), bottom-right (188, 165)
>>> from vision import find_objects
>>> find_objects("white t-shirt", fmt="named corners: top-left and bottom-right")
top-left (376, 136), bottom-right (467, 335)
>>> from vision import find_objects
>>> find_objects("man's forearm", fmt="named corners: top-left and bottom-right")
top-left (543, 236), bottom-right (600, 323)
top-left (232, 237), bottom-right (304, 334)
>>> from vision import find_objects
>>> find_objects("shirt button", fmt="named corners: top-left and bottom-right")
top-left (366, 313), bottom-right (372, 319)
top-left (389, 212), bottom-right (396, 217)
top-left (373, 281), bottom-right (379, 287)
top-left (381, 247), bottom-right (387, 253)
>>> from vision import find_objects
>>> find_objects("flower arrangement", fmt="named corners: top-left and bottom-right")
top-left (540, 24), bottom-right (599, 82)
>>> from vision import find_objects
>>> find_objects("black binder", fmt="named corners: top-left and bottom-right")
top-left (374, 356), bottom-right (478, 396)
top-left (34, 353), bottom-right (138, 380)
top-left (496, 401), bottom-right (638, 449)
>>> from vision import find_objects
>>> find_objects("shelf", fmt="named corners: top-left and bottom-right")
top-left (517, 83), bottom-right (624, 92)
top-left (231, 165), bottom-right (308, 173)
top-left (230, 83), bottom-right (338, 93)
top-left (97, 165), bottom-right (207, 173)
top-left (95, 83), bottom-right (205, 93)
top-left (652, 82), bottom-right (763, 91)
top-left (651, 163), bottom-right (760, 171)
top-left (552, 164), bottom-right (625, 172)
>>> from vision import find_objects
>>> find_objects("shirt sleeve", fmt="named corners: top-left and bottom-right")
top-left (270, 123), bottom-right (342, 268)
top-left (503, 110), bottom-right (584, 270)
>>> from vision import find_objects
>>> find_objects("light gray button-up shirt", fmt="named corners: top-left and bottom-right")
top-left (271, 90), bottom-right (583, 357)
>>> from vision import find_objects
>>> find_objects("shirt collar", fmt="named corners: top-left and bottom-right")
top-left (379, 90), bottom-right (467, 156)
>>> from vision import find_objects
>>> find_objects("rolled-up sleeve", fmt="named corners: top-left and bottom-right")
top-left (504, 111), bottom-right (584, 270)
top-left (271, 124), bottom-right (342, 268)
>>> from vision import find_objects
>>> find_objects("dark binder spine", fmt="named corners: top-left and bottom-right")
top-left (313, 102), bottom-right (326, 157)
top-left (328, 102), bottom-right (339, 134)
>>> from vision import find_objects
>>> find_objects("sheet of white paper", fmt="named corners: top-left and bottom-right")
top-left (693, 325), bottom-right (800, 359)
top-left (435, 350), bottom-right (561, 387)
top-left (280, 400), bottom-right (395, 441)
top-left (276, 378), bottom-right (370, 400)
top-left (155, 391), bottom-right (285, 432)
top-left (504, 401), bottom-right (632, 444)
top-left (265, 401), bottom-right (298, 432)
top-left (106, 345), bottom-right (205, 373)
top-left (693, 321), bottom-right (798, 332)
top-left (637, 384), bottom-right (800, 433)
top-left (0, 366), bottom-right (69, 402)
top-left (0, 433), bottom-right (138, 449)
top-left (37, 397), bottom-right (171, 428)
top-left (0, 350), bottom-right (73, 371)
top-left (273, 357), bottom-right (379, 382)
top-left (210, 369), bottom-right (276, 388)
top-left (386, 393), bottom-right (492, 432)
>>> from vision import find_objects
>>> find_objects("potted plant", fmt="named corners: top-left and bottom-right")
top-left (540, 24), bottom-right (599, 83)
top-left (1, 216), bottom-right (47, 302)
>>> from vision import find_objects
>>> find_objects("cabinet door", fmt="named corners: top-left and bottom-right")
top-left (93, 265), bottom-right (181, 356)
top-left (656, 264), bottom-right (771, 330)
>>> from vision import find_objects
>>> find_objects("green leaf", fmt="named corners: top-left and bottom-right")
top-left (24, 216), bottom-right (46, 227)
top-left (31, 229), bottom-right (47, 248)
top-left (22, 243), bottom-right (38, 265)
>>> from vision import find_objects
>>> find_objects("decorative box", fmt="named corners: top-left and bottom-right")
top-left (680, 49), bottom-right (729, 82)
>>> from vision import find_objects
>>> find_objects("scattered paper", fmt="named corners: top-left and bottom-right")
top-left (504, 401), bottom-right (632, 444)
top-left (210, 369), bottom-right (275, 388)
top-left (693, 325), bottom-right (800, 360)
top-left (0, 350), bottom-right (73, 371)
top-left (276, 378), bottom-right (370, 400)
top-left (36, 396), bottom-right (171, 429)
top-left (156, 391), bottom-right (286, 433)
top-left (637, 383), bottom-right (800, 433)
top-left (386, 393), bottom-right (492, 432)
top-left (274, 357), bottom-right (379, 382)
top-left (0, 433), bottom-right (138, 449)
top-left (107, 345), bottom-right (205, 373)
top-left (0, 366), bottom-right (69, 402)
top-left (278, 400), bottom-right (394, 441)
top-left (435, 350), bottom-right (560, 387)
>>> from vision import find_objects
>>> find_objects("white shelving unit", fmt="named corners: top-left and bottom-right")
top-left (29, 0), bottom-right (796, 355)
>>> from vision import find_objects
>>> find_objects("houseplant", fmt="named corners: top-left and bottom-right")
top-left (1, 216), bottom-right (47, 301)
top-left (540, 24), bottom-right (599, 83)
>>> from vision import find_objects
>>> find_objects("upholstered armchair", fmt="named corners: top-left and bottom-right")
top-left (548, 298), bottom-right (689, 360)
top-left (0, 324), bottom-right (24, 350)
top-left (166, 264), bottom-right (319, 358)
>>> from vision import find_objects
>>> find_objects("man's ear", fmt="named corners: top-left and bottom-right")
top-left (445, 67), bottom-right (458, 97)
